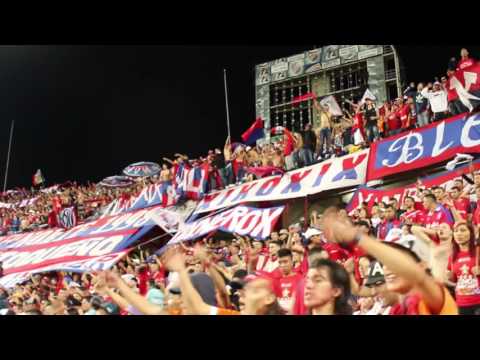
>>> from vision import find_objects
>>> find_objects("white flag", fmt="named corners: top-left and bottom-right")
top-left (319, 95), bottom-right (343, 116)
top-left (149, 209), bottom-right (183, 234)
top-left (450, 75), bottom-right (480, 112)
top-left (359, 88), bottom-right (377, 107)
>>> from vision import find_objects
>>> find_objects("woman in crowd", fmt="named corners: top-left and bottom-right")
top-left (447, 222), bottom-right (480, 315)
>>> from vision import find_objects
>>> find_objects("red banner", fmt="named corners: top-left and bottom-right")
top-left (349, 159), bottom-right (480, 212)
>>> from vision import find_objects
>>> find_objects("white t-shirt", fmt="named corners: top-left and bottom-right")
top-left (421, 88), bottom-right (448, 113)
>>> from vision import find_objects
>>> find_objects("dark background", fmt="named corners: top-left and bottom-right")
top-left (0, 44), bottom-right (478, 189)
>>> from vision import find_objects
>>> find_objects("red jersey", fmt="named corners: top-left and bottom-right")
top-left (52, 197), bottom-right (62, 213)
top-left (448, 251), bottom-right (480, 307)
top-left (397, 104), bottom-right (410, 129)
top-left (473, 201), bottom-right (480, 226)
top-left (446, 78), bottom-right (459, 102)
top-left (387, 111), bottom-right (401, 132)
top-left (150, 269), bottom-right (166, 285)
top-left (292, 277), bottom-right (307, 315)
top-left (414, 201), bottom-right (426, 212)
top-left (137, 270), bottom-right (150, 296)
top-left (458, 57), bottom-right (475, 70)
top-left (453, 197), bottom-right (471, 220)
top-left (400, 209), bottom-right (425, 224)
top-left (425, 205), bottom-right (454, 229)
top-left (273, 273), bottom-right (304, 313)
top-left (377, 219), bottom-right (401, 241)
top-left (352, 112), bottom-right (364, 131)
top-left (232, 159), bottom-right (245, 178)
top-left (322, 242), bottom-right (350, 262)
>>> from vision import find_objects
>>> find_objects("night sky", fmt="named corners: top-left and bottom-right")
top-left (0, 44), bottom-right (478, 189)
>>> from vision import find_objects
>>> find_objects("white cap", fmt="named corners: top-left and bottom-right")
top-left (304, 228), bottom-right (322, 239)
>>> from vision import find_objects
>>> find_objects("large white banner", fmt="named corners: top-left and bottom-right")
top-left (168, 205), bottom-right (285, 245)
top-left (0, 205), bottom-right (173, 288)
top-left (194, 150), bottom-right (369, 215)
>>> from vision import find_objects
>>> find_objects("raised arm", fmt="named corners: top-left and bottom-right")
top-left (324, 215), bottom-right (445, 314)
top-left (343, 258), bottom-right (375, 297)
top-left (162, 247), bottom-right (212, 315)
top-left (411, 225), bottom-right (435, 246)
top-left (162, 157), bottom-right (175, 165)
top-left (193, 245), bottom-right (231, 309)
top-left (443, 198), bottom-right (463, 224)
top-left (103, 271), bottom-right (166, 315)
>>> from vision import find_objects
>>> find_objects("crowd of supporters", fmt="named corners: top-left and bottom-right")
top-left (2, 166), bottom-right (480, 315)
top-left (1, 47), bottom-right (480, 315)
top-left (160, 48), bottom-right (479, 193)
top-left (0, 177), bottom-right (162, 236)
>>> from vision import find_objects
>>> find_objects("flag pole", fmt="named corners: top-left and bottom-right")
top-left (3, 120), bottom-right (15, 193)
top-left (223, 69), bottom-right (232, 140)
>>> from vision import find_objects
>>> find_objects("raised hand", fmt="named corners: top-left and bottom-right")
top-left (162, 247), bottom-right (186, 273)
top-left (193, 244), bottom-right (210, 263)
top-left (323, 214), bottom-right (358, 244)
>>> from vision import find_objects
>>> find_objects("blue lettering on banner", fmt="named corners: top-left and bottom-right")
top-left (374, 114), bottom-right (480, 171)
top-left (280, 170), bottom-right (311, 194)
top-left (255, 178), bottom-right (281, 197)
top-left (230, 184), bottom-right (257, 203)
top-left (312, 163), bottom-right (332, 187)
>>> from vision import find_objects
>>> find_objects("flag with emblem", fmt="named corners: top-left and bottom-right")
top-left (57, 207), bottom-right (78, 230)
top-left (32, 169), bottom-right (45, 187)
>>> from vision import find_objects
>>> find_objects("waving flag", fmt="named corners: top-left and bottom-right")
top-left (358, 88), bottom-right (376, 107)
top-left (320, 95), bottom-right (343, 116)
top-left (32, 169), bottom-right (45, 186)
top-left (245, 166), bottom-right (285, 178)
top-left (123, 162), bottom-right (161, 177)
top-left (450, 62), bottom-right (480, 112)
top-left (292, 92), bottom-right (316, 105)
top-left (271, 126), bottom-right (295, 156)
top-left (57, 207), bottom-right (78, 230)
top-left (184, 163), bottom-right (209, 200)
top-left (173, 163), bottom-right (187, 198)
top-left (99, 176), bottom-right (134, 188)
top-left (241, 118), bottom-right (264, 145)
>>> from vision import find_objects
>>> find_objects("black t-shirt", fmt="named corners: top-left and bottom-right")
top-left (301, 130), bottom-right (317, 151)
top-left (364, 105), bottom-right (377, 123)
top-left (212, 154), bottom-right (225, 169)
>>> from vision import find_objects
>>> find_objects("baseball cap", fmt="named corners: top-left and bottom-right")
top-left (304, 228), bottom-right (322, 239)
top-left (364, 261), bottom-right (385, 287)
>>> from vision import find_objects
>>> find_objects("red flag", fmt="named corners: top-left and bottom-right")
top-left (292, 92), bottom-right (316, 105)
top-left (241, 118), bottom-right (264, 145)
top-left (245, 166), bottom-right (285, 178)
top-left (450, 62), bottom-right (480, 111)
top-left (271, 127), bottom-right (295, 156)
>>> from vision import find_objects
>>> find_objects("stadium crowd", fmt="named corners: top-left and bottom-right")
top-left (2, 166), bottom-right (480, 315)
top-left (0, 47), bottom-right (480, 315)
